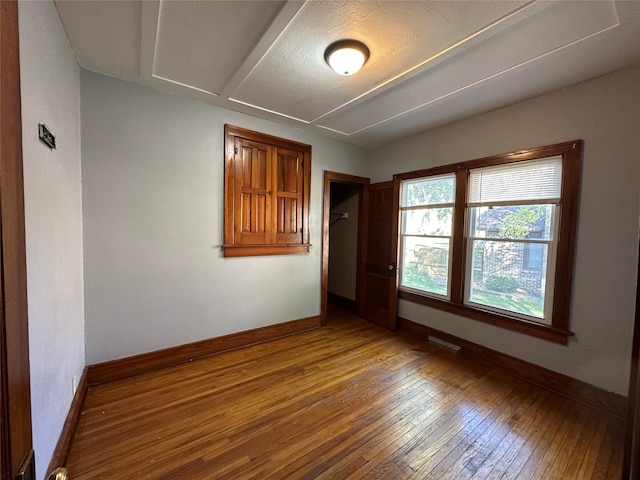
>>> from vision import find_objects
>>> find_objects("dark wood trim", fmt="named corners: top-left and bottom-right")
top-left (224, 125), bottom-right (313, 151)
top-left (222, 243), bottom-right (310, 257)
top-left (46, 368), bottom-right (88, 477)
top-left (0, 1), bottom-right (34, 477)
top-left (393, 139), bottom-right (582, 181)
top-left (399, 316), bottom-right (627, 419)
top-left (223, 125), bottom-right (235, 248)
top-left (399, 290), bottom-right (573, 344)
top-left (357, 183), bottom-right (369, 319)
top-left (389, 179), bottom-right (401, 330)
top-left (623, 239), bottom-right (640, 479)
top-left (321, 174), bottom-right (331, 325)
top-left (450, 169), bottom-right (468, 304)
top-left (552, 140), bottom-right (582, 332)
top-left (87, 316), bottom-right (322, 385)
top-left (321, 171), bottom-right (370, 326)
top-left (327, 292), bottom-right (357, 313)
top-left (301, 150), bottom-right (312, 247)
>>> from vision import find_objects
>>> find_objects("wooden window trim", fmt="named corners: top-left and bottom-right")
top-left (223, 125), bottom-right (311, 257)
top-left (395, 140), bottom-right (583, 344)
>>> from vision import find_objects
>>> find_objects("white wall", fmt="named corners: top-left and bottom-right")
top-left (329, 188), bottom-right (360, 300)
top-left (369, 65), bottom-right (640, 395)
top-left (18, 2), bottom-right (86, 478)
top-left (81, 70), bottom-right (369, 364)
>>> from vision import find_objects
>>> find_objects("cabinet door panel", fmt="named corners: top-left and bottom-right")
top-left (277, 197), bottom-right (298, 234)
top-left (275, 148), bottom-right (303, 244)
top-left (235, 138), bottom-right (271, 244)
top-left (278, 153), bottom-right (299, 193)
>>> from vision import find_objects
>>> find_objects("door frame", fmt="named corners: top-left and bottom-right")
top-left (1, 1), bottom-right (34, 478)
top-left (623, 239), bottom-right (640, 479)
top-left (321, 171), bottom-right (369, 325)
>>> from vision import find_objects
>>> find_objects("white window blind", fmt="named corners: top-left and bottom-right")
top-left (468, 156), bottom-right (563, 205)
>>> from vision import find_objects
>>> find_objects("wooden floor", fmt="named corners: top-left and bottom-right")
top-left (65, 306), bottom-right (625, 479)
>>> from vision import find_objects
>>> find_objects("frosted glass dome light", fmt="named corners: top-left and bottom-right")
top-left (324, 40), bottom-right (370, 76)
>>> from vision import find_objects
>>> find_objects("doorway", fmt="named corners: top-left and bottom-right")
top-left (328, 182), bottom-right (361, 310)
top-left (320, 172), bottom-right (369, 325)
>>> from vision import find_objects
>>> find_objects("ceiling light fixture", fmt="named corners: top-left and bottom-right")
top-left (324, 40), bottom-right (370, 76)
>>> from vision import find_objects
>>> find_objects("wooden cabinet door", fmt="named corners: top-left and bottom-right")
top-left (224, 125), bottom-right (311, 257)
top-left (362, 181), bottom-right (400, 330)
top-left (233, 137), bottom-right (272, 245)
top-left (274, 147), bottom-right (304, 245)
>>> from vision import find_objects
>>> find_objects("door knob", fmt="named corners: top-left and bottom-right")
top-left (388, 264), bottom-right (395, 271)
top-left (48, 468), bottom-right (69, 480)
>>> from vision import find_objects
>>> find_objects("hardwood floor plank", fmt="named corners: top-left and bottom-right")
top-left (271, 363), bottom-right (454, 478)
top-left (228, 343), bottom-right (452, 478)
top-left (419, 382), bottom-right (538, 479)
top-left (65, 307), bottom-right (625, 479)
top-left (573, 414), bottom-right (608, 479)
top-left (458, 389), bottom-right (543, 479)
top-left (591, 419), bottom-right (625, 480)
top-left (349, 371), bottom-right (502, 478)
top-left (467, 391), bottom-right (554, 480)
top-left (485, 391), bottom-right (569, 479)
top-left (524, 405), bottom-right (591, 479)
top-left (563, 416), bottom-right (606, 478)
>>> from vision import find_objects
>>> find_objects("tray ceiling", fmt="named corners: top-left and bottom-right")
top-left (55, 0), bottom-right (640, 148)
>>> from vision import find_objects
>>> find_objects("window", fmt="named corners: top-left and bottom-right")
top-left (223, 125), bottom-right (311, 257)
top-left (524, 238), bottom-right (544, 271)
top-left (396, 141), bottom-right (582, 344)
top-left (466, 157), bottom-right (561, 322)
top-left (400, 174), bottom-right (455, 298)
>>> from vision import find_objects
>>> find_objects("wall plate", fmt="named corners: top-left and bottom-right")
top-left (38, 123), bottom-right (56, 149)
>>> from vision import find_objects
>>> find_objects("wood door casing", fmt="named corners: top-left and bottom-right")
top-left (320, 171), bottom-right (370, 326)
top-left (0, 1), bottom-right (34, 477)
top-left (623, 239), bottom-right (640, 479)
top-left (362, 181), bottom-right (400, 330)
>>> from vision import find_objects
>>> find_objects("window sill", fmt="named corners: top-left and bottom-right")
top-left (222, 244), bottom-right (311, 258)
top-left (398, 290), bottom-right (573, 344)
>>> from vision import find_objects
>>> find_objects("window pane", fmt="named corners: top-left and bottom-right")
top-left (468, 156), bottom-right (562, 204)
top-left (524, 243), bottom-right (545, 270)
top-left (467, 239), bottom-right (548, 320)
top-left (401, 236), bottom-right (450, 296)
top-left (402, 208), bottom-right (453, 236)
top-left (469, 205), bottom-right (554, 240)
top-left (402, 175), bottom-right (455, 207)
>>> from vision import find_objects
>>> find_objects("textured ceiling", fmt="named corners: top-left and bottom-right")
top-left (55, 0), bottom-right (640, 148)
